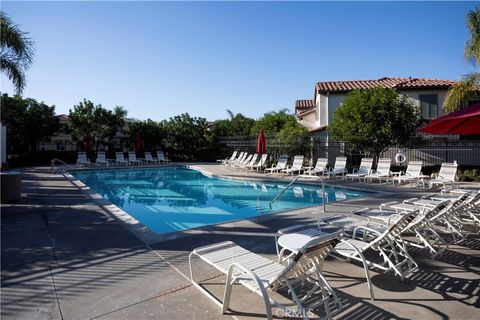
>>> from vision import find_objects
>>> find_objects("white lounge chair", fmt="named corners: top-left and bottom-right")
top-left (144, 152), bottom-right (160, 164)
top-left (303, 158), bottom-right (328, 176)
top-left (157, 151), bottom-right (171, 163)
top-left (345, 158), bottom-right (373, 182)
top-left (246, 153), bottom-right (268, 172)
top-left (218, 150), bottom-right (238, 164)
top-left (392, 161), bottom-right (423, 187)
top-left (232, 154), bottom-right (253, 169)
top-left (95, 152), bottom-right (108, 166)
top-left (326, 157), bottom-right (348, 179)
top-left (76, 152), bottom-right (91, 166)
top-left (128, 151), bottom-right (141, 165)
top-left (228, 152), bottom-right (247, 167)
top-left (281, 155), bottom-right (304, 175)
top-left (240, 154), bottom-right (259, 170)
top-left (429, 162), bottom-right (458, 189)
top-left (116, 152), bottom-right (128, 166)
top-left (189, 232), bottom-right (344, 320)
top-left (365, 158), bottom-right (391, 183)
top-left (264, 156), bottom-right (288, 173)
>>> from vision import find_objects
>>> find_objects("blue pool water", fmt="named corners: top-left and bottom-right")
top-left (71, 167), bottom-right (368, 234)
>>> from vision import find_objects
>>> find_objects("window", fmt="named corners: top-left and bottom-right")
top-left (56, 142), bottom-right (65, 151)
top-left (419, 94), bottom-right (439, 119)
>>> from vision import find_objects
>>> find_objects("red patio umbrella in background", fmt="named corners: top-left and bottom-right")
top-left (257, 129), bottom-right (266, 154)
top-left (417, 103), bottom-right (480, 135)
top-left (135, 134), bottom-right (142, 153)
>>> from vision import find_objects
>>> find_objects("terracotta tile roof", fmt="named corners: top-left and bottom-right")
top-left (297, 107), bottom-right (316, 117)
top-left (56, 114), bottom-right (69, 121)
top-left (315, 77), bottom-right (456, 94)
top-left (295, 99), bottom-right (315, 110)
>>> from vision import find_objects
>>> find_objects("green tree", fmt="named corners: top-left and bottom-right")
top-left (0, 93), bottom-right (59, 155)
top-left (212, 110), bottom-right (255, 136)
top-left (0, 11), bottom-right (34, 95)
top-left (329, 87), bottom-right (419, 161)
top-left (163, 113), bottom-right (209, 160)
top-left (250, 109), bottom-right (298, 135)
top-left (444, 5), bottom-right (480, 111)
top-left (125, 119), bottom-right (165, 151)
top-left (276, 122), bottom-right (310, 156)
top-left (68, 99), bottom-right (127, 153)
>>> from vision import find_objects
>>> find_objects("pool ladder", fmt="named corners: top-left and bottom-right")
top-left (51, 158), bottom-right (73, 174)
top-left (269, 175), bottom-right (326, 212)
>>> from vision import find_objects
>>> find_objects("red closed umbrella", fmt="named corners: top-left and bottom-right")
top-left (135, 134), bottom-right (142, 152)
top-left (257, 129), bottom-right (266, 154)
top-left (417, 103), bottom-right (480, 135)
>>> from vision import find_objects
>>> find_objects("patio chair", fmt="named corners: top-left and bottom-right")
top-left (354, 201), bottom-right (451, 258)
top-left (232, 154), bottom-right (253, 169)
top-left (391, 161), bottom-right (423, 187)
top-left (345, 158), bottom-right (373, 182)
top-left (326, 157), bottom-right (348, 180)
top-left (429, 162), bottom-right (458, 189)
top-left (95, 152), bottom-right (108, 166)
top-left (218, 150), bottom-right (238, 165)
top-left (228, 152), bottom-right (247, 167)
top-left (116, 152), bottom-right (128, 166)
top-left (240, 153), bottom-right (259, 170)
top-left (303, 158), bottom-right (328, 176)
top-left (246, 153), bottom-right (268, 171)
top-left (264, 156), bottom-right (288, 173)
top-left (276, 210), bottom-right (418, 300)
top-left (128, 151), bottom-right (141, 165)
top-left (76, 152), bottom-right (91, 166)
top-left (364, 158), bottom-right (391, 183)
top-left (144, 152), bottom-right (161, 164)
top-left (157, 151), bottom-right (171, 163)
top-left (281, 155), bottom-right (305, 175)
top-left (189, 231), bottom-right (344, 320)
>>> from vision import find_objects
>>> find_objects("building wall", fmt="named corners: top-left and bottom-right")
top-left (326, 93), bottom-right (347, 125)
top-left (398, 89), bottom-right (448, 117)
top-left (298, 111), bottom-right (317, 131)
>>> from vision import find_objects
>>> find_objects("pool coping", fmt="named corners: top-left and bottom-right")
top-left (65, 164), bottom-right (392, 244)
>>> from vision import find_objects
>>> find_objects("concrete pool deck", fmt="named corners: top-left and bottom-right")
top-left (1, 164), bottom-right (479, 319)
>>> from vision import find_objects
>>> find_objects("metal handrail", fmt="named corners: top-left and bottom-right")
top-left (269, 175), bottom-right (327, 212)
top-left (51, 158), bottom-right (73, 174)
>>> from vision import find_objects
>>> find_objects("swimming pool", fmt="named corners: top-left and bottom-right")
top-left (71, 167), bottom-right (368, 234)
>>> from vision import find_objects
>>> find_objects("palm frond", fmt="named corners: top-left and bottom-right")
top-left (464, 5), bottom-right (480, 65)
top-left (443, 72), bottom-right (480, 112)
top-left (0, 56), bottom-right (26, 94)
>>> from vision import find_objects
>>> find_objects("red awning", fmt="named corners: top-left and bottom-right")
top-left (257, 129), bottom-right (266, 154)
top-left (417, 103), bottom-right (480, 135)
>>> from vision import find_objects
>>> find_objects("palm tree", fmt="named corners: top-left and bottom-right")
top-left (0, 11), bottom-right (34, 95)
top-left (444, 5), bottom-right (480, 111)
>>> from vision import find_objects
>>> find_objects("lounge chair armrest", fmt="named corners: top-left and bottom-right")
top-left (402, 197), bottom-right (418, 204)
top-left (379, 201), bottom-right (398, 210)
top-left (352, 225), bottom-right (382, 239)
top-left (352, 168), bottom-right (359, 174)
top-left (351, 208), bottom-right (371, 215)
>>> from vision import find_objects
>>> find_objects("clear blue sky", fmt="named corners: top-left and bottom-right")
top-left (0, 1), bottom-right (476, 121)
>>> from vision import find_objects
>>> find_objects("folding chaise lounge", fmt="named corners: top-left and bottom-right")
top-left (76, 152), bottom-right (91, 166)
top-left (326, 157), bottom-right (348, 180)
top-left (281, 155), bottom-right (305, 175)
top-left (189, 231), bottom-right (344, 320)
top-left (144, 152), bottom-right (161, 164)
top-left (276, 211), bottom-right (418, 300)
top-left (217, 150), bottom-right (238, 164)
top-left (157, 151), bottom-right (171, 163)
top-left (116, 152), bottom-right (129, 166)
top-left (264, 156), bottom-right (288, 173)
top-left (391, 161), bottom-right (424, 187)
top-left (246, 153), bottom-right (268, 172)
top-left (364, 158), bottom-right (391, 183)
top-left (428, 162), bottom-right (458, 189)
top-left (228, 152), bottom-right (247, 167)
top-left (303, 158), bottom-right (328, 176)
top-left (345, 158), bottom-right (373, 182)
top-left (232, 154), bottom-right (253, 169)
top-left (95, 151), bottom-right (108, 166)
top-left (239, 153), bottom-right (259, 170)
top-left (128, 151), bottom-right (141, 165)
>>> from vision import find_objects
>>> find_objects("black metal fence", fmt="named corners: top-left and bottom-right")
top-left (218, 134), bottom-right (480, 167)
